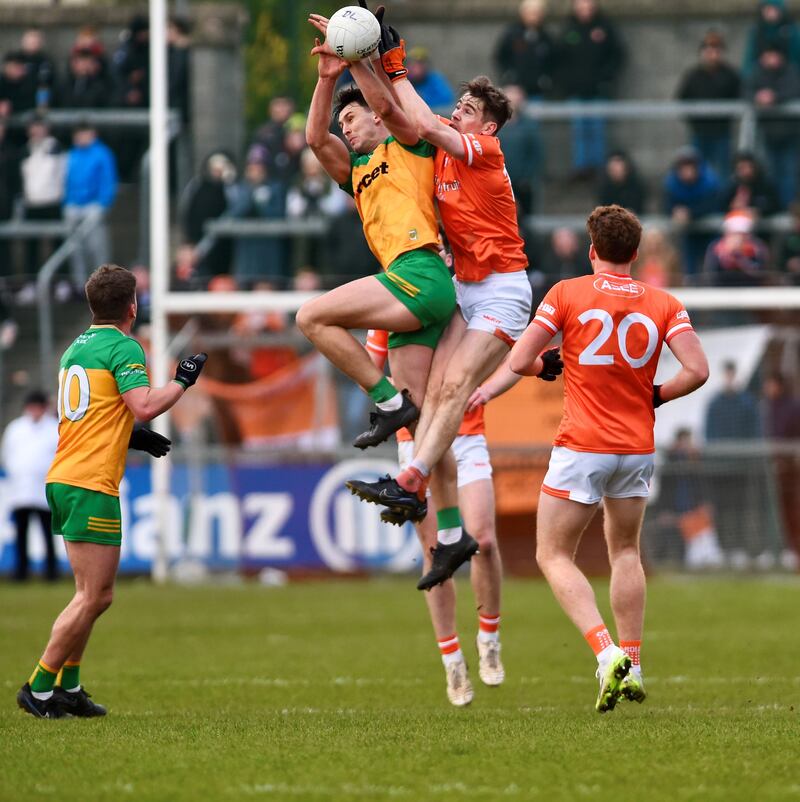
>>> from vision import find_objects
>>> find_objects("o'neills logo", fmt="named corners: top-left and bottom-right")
top-left (593, 276), bottom-right (645, 298)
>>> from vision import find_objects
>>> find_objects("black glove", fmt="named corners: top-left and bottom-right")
top-left (537, 347), bottom-right (563, 382)
top-left (653, 384), bottom-right (664, 408)
top-left (129, 426), bottom-right (171, 458)
top-left (174, 352), bottom-right (208, 389)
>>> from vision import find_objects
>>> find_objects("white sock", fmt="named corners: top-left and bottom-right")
top-left (442, 648), bottom-right (464, 666)
top-left (376, 391), bottom-right (402, 412)
top-left (478, 629), bottom-right (498, 644)
top-left (31, 690), bottom-right (53, 701)
top-left (66, 685), bottom-right (81, 693)
top-left (437, 526), bottom-right (462, 546)
top-left (596, 643), bottom-right (620, 666)
top-left (408, 457), bottom-right (430, 477)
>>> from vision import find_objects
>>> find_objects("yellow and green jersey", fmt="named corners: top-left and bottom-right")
top-left (46, 325), bottom-right (150, 497)
top-left (340, 136), bottom-right (440, 270)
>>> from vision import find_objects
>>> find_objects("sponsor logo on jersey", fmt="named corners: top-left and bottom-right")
top-left (355, 161), bottom-right (389, 194)
top-left (593, 276), bottom-right (645, 298)
top-left (676, 310), bottom-right (690, 321)
top-left (435, 176), bottom-right (461, 196)
top-left (538, 302), bottom-right (556, 315)
top-left (471, 136), bottom-right (483, 156)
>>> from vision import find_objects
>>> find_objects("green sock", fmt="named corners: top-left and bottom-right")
top-left (59, 662), bottom-right (81, 691)
top-left (367, 376), bottom-right (398, 404)
top-left (29, 660), bottom-right (58, 693)
top-left (436, 507), bottom-right (461, 530)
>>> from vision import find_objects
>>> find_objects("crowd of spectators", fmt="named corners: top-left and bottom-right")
top-left (0, 17), bottom-right (190, 297)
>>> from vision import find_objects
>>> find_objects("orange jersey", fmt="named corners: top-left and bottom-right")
top-left (365, 329), bottom-right (485, 441)
top-left (434, 125), bottom-right (528, 283)
top-left (531, 272), bottom-right (694, 454)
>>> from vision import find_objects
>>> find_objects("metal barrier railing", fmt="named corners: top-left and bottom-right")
top-left (36, 214), bottom-right (102, 388)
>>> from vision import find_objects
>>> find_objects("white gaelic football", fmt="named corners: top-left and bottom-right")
top-left (326, 6), bottom-right (381, 61)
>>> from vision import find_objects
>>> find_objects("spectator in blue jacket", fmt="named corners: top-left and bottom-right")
top-left (407, 47), bottom-right (455, 109)
top-left (63, 121), bottom-right (117, 290)
top-left (664, 146), bottom-right (721, 276)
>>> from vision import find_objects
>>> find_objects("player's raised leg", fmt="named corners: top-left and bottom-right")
top-left (604, 496), bottom-right (649, 704)
top-left (535, 491), bottom-right (630, 713)
top-left (460, 475), bottom-right (504, 686)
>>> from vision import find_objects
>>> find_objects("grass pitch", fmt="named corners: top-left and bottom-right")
top-left (1, 576), bottom-right (799, 801)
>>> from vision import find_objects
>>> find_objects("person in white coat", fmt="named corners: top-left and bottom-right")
top-left (1, 391), bottom-right (60, 580)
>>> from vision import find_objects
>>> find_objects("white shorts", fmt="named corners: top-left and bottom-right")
top-left (397, 434), bottom-right (493, 489)
top-left (542, 446), bottom-right (654, 505)
top-left (455, 271), bottom-right (532, 344)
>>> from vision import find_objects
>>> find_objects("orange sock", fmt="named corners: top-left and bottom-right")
top-left (619, 640), bottom-right (641, 666)
top-left (584, 624), bottom-right (613, 656)
top-left (478, 613), bottom-right (500, 643)
top-left (437, 633), bottom-right (462, 665)
top-left (397, 467), bottom-right (429, 500)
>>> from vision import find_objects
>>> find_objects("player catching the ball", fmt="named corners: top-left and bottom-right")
top-left (297, 16), bottom-right (457, 451)
top-left (479, 206), bottom-right (709, 712)
top-left (312, 9), bottom-right (536, 591)
top-left (17, 264), bottom-right (207, 718)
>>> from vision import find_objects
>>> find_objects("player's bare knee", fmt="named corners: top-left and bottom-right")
top-left (85, 587), bottom-right (114, 617)
top-left (473, 531), bottom-right (497, 555)
top-left (295, 303), bottom-right (318, 337)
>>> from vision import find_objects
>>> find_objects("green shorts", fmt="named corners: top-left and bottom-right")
top-left (46, 483), bottom-right (122, 546)
top-left (375, 248), bottom-right (456, 350)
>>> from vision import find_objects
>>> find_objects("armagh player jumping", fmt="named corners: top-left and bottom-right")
top-left (367, 329), bottom-right (509, 706)
top-left (17, 264), bottom-right (207, 718)
top-left (480, 206), bottom-right (709, 712)
top-left (296, 36), bottom-right (456, 450)
top-left (328, 19), bottom-right (536, 589)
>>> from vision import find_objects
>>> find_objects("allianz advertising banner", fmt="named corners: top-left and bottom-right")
top-left (0, 458), bottom-right (421, 575)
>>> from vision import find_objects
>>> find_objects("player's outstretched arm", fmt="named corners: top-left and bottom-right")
top-left (508, 322), bottom-right (554, 377)
top-left (348, 60), bottom-right (419, 145)
top-left (123, 353), bottom-right (208, 422)
top-left (306, 38), bottom-right (351, 186)
top-left (655, 331), bottom-right (709, 406)
top-left (392, 80), bottom-right (467, 160)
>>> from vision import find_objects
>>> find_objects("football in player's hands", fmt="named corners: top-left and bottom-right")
top-left (174, 353), bottom-right (208, 389)
top-left (537, 347), bottom-right (563, 382)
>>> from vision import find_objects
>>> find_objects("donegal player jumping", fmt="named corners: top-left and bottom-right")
top-left (296, 33), bottom-right (456, 448)
top-left (17, 264), bottom-right (207, 718)
top-left (323, 14), bottom-right (533, 588)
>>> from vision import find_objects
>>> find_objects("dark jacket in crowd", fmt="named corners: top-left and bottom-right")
top-left (555, 11), bottom-right (625, 99)
top-left (746, 60), bottom-right (800, 143)
top-left (0, 69), bottom-right (37, 115)
top-left (0, 130), bottom-right (20, 220)
top-left (112, 19), bottom-right (150, 108)
top-left (596, 157), bottom-right (647, 214)
top-left (57, 69), bottom-right (112, 109)
top-left (168, 42), bottom-right (190, 123)
top-left (493, 21), bottom-right (556, 97)
top-left (721, 168), bottom-right (781, 217)
top-left (743, 1), bottom-right (800, 75)
top-left (705, 389), bottom-right (762, 440)
top-left (763, 393), bottom-right (800, 438)
top-left (676, 62), bottom-right (742, 139)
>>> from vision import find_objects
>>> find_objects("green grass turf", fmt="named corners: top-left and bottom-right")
top-left (1, 576), bottom-right (799, 801)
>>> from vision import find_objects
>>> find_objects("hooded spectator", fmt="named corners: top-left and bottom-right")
top-left (228, 152), bottom-right (288, 286)
top-left (407, 47), bottom-right (455, 108)
top-left (743, 0), bottom-right (800, 76)
top-left (664, 146), bottom-right (721, 275)
top-left (180, 150), bottom-right (237, 277)
top-left (596, 150), bottom-right (646, 214)
top-left (676, 30), bottom-right (741, 180)
top-left (721, 151), bottom-right (781, 218)
top-left (493, 0), bottom-right (556, 98)
top-left (746, 43), bottom-right (800, 208)
top-left (703, 210), bottom-right (770, 286)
